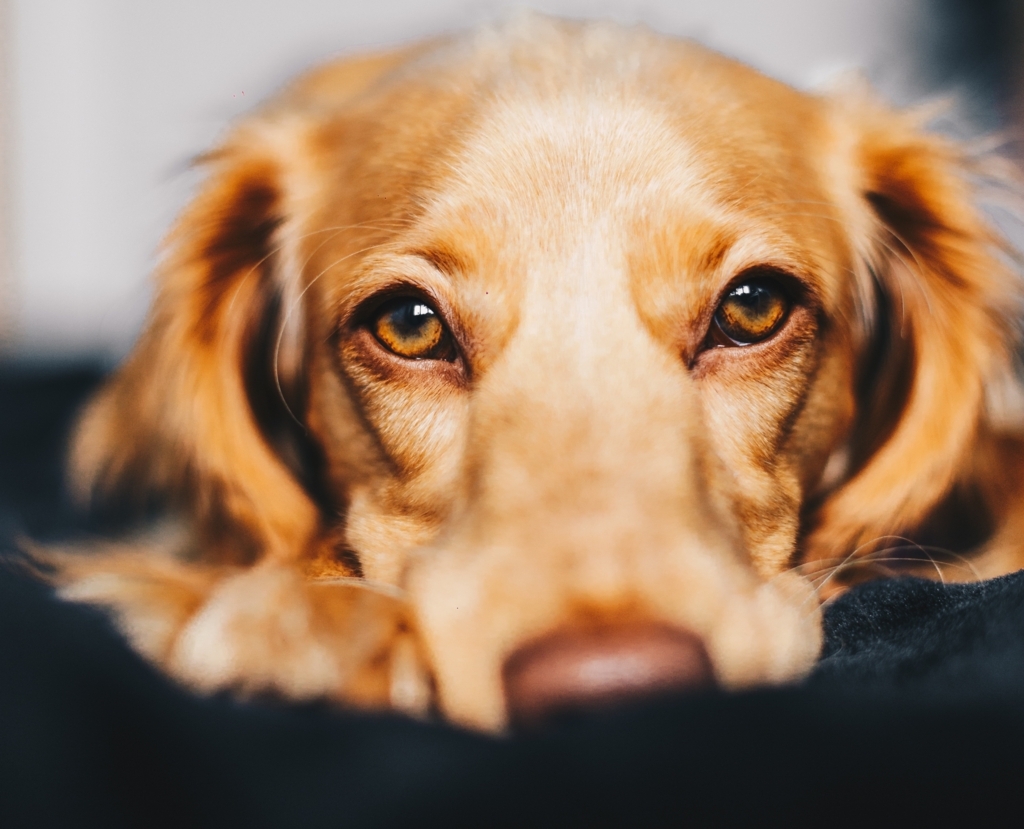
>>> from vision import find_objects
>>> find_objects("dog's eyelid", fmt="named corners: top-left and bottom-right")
top-left (728, 263), bottom-right (799, 288)
top-left (725, 264), bottom-right (823, 310)
top-left (335, 266), bottom-right (452, 328)
top-left (347, 283), bottom-right (452, 330)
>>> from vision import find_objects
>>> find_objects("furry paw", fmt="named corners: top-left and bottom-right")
top-left (56, 553), bottom-right (431, 714)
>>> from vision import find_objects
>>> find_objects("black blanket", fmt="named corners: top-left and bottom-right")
top-left (3, 365), bottom-right (1024, 827)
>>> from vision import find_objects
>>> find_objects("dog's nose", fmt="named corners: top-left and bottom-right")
top-left (502, 623), bottom-right (713, 726)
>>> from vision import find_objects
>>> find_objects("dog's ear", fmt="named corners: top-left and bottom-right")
top-left (71, 116), bottom-right (322, 563)
top-left (806, 90), bottom-right (1020, 561)
top-left (71, 49), bottom-right (418, 566)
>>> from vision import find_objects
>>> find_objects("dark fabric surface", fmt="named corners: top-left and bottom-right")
top-left (3, 364), bottom-right (1024, 827)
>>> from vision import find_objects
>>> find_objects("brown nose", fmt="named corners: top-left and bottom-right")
top-left (502, 623), bottom-right (713, 727)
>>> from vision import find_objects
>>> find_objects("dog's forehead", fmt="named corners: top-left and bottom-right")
top-left (307, 23), bottom-right (852, 329)
top-left (397, 55), bottom-right (846, 317)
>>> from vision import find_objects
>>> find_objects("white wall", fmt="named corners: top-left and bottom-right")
top-left (2, 0), bottom-right (929, 359)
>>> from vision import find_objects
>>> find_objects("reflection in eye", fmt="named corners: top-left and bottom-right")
top-left (371, 297), bottom-right (454, 360)
top-left (713, 278), bottom-right (789, 345)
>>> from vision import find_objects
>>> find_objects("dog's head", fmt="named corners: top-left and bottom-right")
top-left (73, 18), bottom-right (1016, 728)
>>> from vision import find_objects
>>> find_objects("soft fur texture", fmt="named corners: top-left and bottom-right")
top-left (57, 16), bottom-right (1024, 730)
top-left (10, 369), bottom-right (1024, 827)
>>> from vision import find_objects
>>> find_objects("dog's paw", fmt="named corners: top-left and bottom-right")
top-left (170, 565), bottom-right (431, 713)
top-left (57, 554), bottom-right (431, 714)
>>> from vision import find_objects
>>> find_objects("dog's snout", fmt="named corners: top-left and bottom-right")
top-left (502, 623), bottom-right (713, 726)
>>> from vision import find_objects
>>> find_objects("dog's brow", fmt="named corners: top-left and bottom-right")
top-left (698, 236), bottom-right (733, 276)
top-left (408, 245), bottom-right (466, 277)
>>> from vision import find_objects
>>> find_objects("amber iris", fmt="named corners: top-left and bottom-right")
top-left (713, 278), bottom-right (789, 345)
top-left (372, 297), bottom-right (451, 359)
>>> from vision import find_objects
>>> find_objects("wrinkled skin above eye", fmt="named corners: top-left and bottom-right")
top-left (372, 298), bottom-right (450, 359)
top-left (714, 279), bottom-right (789, 345)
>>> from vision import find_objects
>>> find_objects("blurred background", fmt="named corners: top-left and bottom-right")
top-left (0, 0), bottom-right (1022, 363)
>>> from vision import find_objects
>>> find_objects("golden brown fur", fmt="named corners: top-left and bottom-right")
top-left (55, 16), bottom-right (1024, 730)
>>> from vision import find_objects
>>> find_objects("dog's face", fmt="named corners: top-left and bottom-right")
top-left (71, 19), bottom-right (1012, 729)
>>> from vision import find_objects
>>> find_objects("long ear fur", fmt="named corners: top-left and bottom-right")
top-left (70, 47), bottom-right (420, 567)
top-left (71, 116), bottom-right (322, 564)
top-left (806, 90), bottom-right (1021, 561)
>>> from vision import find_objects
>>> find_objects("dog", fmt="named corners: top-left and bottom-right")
top-left (53, 15), bottom-right (1024, 731)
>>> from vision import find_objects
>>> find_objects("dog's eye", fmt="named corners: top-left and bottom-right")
top-left (712, 278), bottom-right (789, 345)
top-left (371, 297), bottom-right (454, 360)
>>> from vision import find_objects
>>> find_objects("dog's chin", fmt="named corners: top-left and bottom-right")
top-left (407, 542), bottom-right (822, 731)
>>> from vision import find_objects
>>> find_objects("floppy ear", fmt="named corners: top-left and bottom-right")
top-left (71, 48), bottom-right (420, 567)
top-left (805, 91), bottom-right (1020, 562)
top-left (71, 116), bottom-right (322, 564)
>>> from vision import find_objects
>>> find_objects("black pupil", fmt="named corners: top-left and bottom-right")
top-left (391, 301), bottom-right (435, 335)
top-left (729, 281), bottom-right (774, 314)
